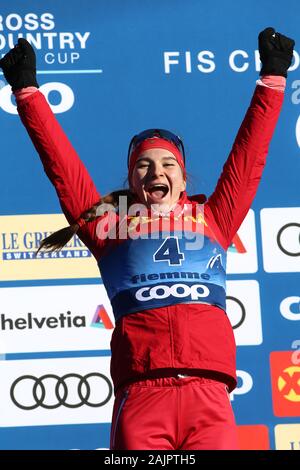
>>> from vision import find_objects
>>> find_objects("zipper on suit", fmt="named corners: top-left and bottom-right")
top-left (111, 389), bottom-right (129, 449)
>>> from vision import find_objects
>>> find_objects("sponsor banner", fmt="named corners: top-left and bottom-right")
top-left (0, 12), bottom-right (92, 67)
top-left (230, 370), bottom-right (253, 401)
top-left (0, 356), bottom-right (113, 427)
top-left (260, 208), bottom-right (300, 273)
top-left (274, 424), bottom-right (300, 450)
top-left (237, 425), bottom-right (270, 450)
top-left (0, 214), bottom-right (99, 281)
top-left (0, 285), bottom-right (114, 354)
top-left (270, 351), bottom-right (300, 417)
top-left (280, 296), bottom-right (300, 321)
top-left (227, 209), bottom-right (258, 274)
top-left (226, 280), bottom-right (262, 346)
top-left (0, 423), bottom-right (111, 450)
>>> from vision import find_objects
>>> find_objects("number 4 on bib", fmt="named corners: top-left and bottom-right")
top-left (153, 236), bottom-right (185, 266)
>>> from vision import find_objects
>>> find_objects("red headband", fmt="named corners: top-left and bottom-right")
top-left (128, 137), bottom-right (186, 180)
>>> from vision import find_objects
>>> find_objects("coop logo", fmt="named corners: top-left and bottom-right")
top-left (135, 283), bottom-right (210, 302)
top-left (0, 82), bottom-right (75, 115)
top-left (230, 370), bottom-right (253, 401)
top-left (270, 351), bottom-right (300, 417)
top-left (260, 208), bottom-right (300, 272)
top-left (91, 305), bottom-right (114, 330)
top-left (280, 296), bottom-right (300, 321)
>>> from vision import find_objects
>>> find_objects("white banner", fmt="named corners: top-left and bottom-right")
top-left (260, 207), bottom-right (300, 273)
top-left (226, 280), bottom-right (262, 346)
top-left (0, 284), bottom-right (114, 355)
top-left (227, 210), bottom-right (258, 274)
top-left (0, 356), bottom-right (113, 427)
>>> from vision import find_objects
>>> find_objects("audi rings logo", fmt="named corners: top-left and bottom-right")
top-left (277, 223), bottom-right (300, 257)
top-left (10, 373), bottom-right (113, 410)
top-left (226, 296), bottom-right (246, 329)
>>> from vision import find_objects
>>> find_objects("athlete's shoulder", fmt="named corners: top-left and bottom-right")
top-left (187, 194), bottom-right (207, 204)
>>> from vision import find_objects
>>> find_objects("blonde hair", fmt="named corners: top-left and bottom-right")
top-left (37, 189), bottom-right (134, 253)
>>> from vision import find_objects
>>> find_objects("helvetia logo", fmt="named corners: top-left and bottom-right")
top-left (0, 311), bottom-right (85, 330)
top-left (91, 305), bottom-right (114, 330)
top-left (228, 233), bottom-right (247, 254)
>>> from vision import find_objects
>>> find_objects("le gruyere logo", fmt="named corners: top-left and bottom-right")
top-left (0, 214), bottom-right (99, 281)
top-left (270, 351), bottom-right (300, 417)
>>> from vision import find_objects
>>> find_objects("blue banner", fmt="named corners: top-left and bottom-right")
top-left (0, 0), bottom-right (299, 450)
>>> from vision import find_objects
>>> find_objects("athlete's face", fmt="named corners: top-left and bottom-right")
top-left (130, 148), bottom-right (186, 210)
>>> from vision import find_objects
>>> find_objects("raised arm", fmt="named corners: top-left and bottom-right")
top-left (0, 39), bottom-right (101, 253)
top-left (16, 89), bottom-right (100, 225)
top-left (205, 28), bottom-right (294, 250)
top-left (205, 83), bottom-right (284, 249)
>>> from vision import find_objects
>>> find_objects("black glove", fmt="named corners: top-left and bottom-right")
top-left (259, 27), bottom-right (295, 78)
top-left (0, 38), bottom-right (39, 91)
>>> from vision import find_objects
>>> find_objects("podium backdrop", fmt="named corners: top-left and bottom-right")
top-left (0, 0), bottom-right (299, 450)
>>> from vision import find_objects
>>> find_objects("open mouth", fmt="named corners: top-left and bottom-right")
top-left (147, 184), bottom-right (169, 199)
